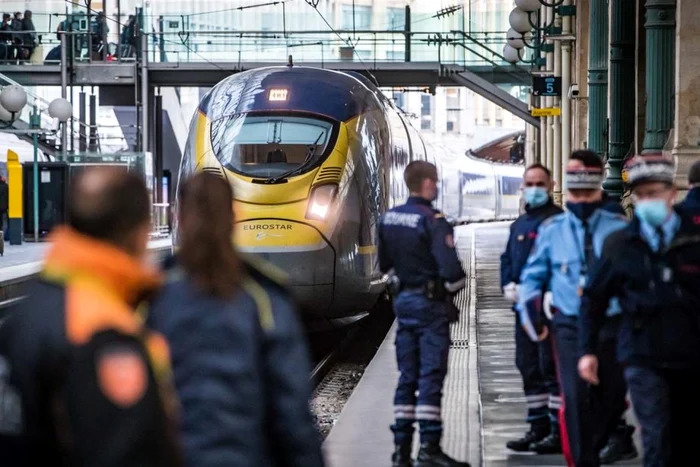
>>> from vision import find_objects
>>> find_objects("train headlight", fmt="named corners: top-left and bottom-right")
top-left (306, 184), bottom-right (338, 221)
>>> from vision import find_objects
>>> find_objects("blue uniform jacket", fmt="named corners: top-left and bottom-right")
top-left (677, 187), bottom-right (700, 214)
top-left (147, 256), bottom-right (324, 467)
top-left (518, 208), bottom-right (628, 341)
top-left (378, 196), bottom-right (465, 291)
top-left (580, 208), bottom-right (700, 369)
top-left (500, 200), bottom-right (563, 289)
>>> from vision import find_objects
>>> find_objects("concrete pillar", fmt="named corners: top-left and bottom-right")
top-left (605, 0), bottom-right (637, 200)
top-left (588, 0), bottom-right (609, 159)
top-left (672, 0), bottom-right (700, 193)
top-left (642, 0), bottom-right (676, 152)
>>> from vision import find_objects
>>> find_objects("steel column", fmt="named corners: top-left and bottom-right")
top-left (60, 32), bottom-right (68, 158)
top-left (154, 93), bottom-right (163, 203)
top-left (78, 91), bottom-right (87, 152)
top-left (587, 0), bottom-right (609, 160)
top-left (605, 0), bottom-right (637, 200)
top-left (642, 0), bottom-right (676, 152)
top-left (89, 92), bottom-right (98, 152)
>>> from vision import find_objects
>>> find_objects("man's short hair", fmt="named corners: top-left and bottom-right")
top-left (525, 163), bottom-right (552, 178)
top-left (404, 161), bottom-right (437, 193)
top-left (689, 159), bottom-right (700, 186)
top-left (569, 150), bottom-right (604, 170)
top-left (67, 168), bottom-right (151, 246)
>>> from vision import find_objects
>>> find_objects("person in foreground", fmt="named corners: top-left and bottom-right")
top-left (0, 167), bottom-right (182, 466)
top-left (579, 155), bottom-right (700, 467)
top-left (147, 172), bottom-right (325, 467)
top-left (378, 161), bottom-right (469, 467)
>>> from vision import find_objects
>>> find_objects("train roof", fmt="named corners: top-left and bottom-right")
top-left (198, 66), bottom-right (381, 123)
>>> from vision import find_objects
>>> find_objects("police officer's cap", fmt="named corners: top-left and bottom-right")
top-left (623, 154), bottom-right (675, 189)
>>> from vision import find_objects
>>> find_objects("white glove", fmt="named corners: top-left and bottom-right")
top-left (503, 282), bottom-right (519, 303)
top-left (543, 291), bottom-right (553, 320)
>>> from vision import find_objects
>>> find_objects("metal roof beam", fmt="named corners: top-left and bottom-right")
top-left (451, 69), bottom-right (539, 127)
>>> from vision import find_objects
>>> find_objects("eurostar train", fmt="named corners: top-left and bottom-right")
top-left (179, 66), bottom-right (523, 329)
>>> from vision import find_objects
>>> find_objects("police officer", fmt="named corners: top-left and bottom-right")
top-left (378, 160), bottom-right (469, 467)
top-left (677, 158), bottom-right (700, 213)
top-left (501, 163), bottom-right (563, 453)
top-left (579, 156), bottom-right (700, 466)
top-left (518, 150), bottom-right (635, 467)
top-left (0, 168), bottom-right (181, 466)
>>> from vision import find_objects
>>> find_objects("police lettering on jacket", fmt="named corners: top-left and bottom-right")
top-left (378, 197), bottom-right (465, 290)
top-left (517, 209), bottom-right (628, 341)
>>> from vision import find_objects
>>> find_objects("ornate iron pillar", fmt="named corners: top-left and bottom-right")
top-left (642, 0), bottom-right (676, 152)
top-left (587, 0), bottom-right (608, 160)
top-left (604, 0), bottom-right (637, 200)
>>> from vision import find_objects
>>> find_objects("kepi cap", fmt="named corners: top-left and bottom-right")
top-left (623, 155), bottom-right (675, 189)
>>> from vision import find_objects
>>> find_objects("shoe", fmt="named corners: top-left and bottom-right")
top-left (530, 433), bottom-right (562, 454)
top-left (392, 443), bottom-right (413, 467)
top-left (415, 442), bottom-right (470, 467)
top-left (506, 427), bottom-right (549, 452)
top-left (600, 426), bottom-right (638, 464)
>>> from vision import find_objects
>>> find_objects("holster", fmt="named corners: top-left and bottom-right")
top-left (426, 280), bottom-right (447, 301)
top-left (387, 275), bottom-right (401, 297)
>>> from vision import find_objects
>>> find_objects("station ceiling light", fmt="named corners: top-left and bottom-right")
top-left (515, 0), bottom-right (542, 13)
top-left (509, 8), bottom-right (532, 33)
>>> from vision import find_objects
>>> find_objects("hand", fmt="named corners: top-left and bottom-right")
top-left (543, 292), bottom-right (553, 320)
top-left (578, 354), bottom-right (599, 385)
top-left (503, 282), bottom-right (519, 303)
top-left (521, 323), bottom-right (549, 342)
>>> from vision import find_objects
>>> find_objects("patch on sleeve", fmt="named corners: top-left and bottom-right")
top-left (96, 346), bottom-right (148, 408)
top-left (445, 234), bottom-right (455, 248)
top-left (434, 213), bottom-right (445, 219)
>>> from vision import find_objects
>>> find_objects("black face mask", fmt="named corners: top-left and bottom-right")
top-left (566, 200), bottom-right (603, 220)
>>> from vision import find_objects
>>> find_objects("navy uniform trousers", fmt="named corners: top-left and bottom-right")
top-left (552, 312), bottom-right (627, 467)
top-left (515, 312), bottom-right (560, 430)
top-left (625, 367), bottom-right (700, 466)
top-left (391, 290), bottom-right (450, 445)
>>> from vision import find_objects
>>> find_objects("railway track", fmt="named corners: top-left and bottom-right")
top-left (309, 299), bottom-right (394, 437)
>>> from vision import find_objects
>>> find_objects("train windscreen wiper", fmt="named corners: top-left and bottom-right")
top-left (264, 131), bottom-right (325, 184)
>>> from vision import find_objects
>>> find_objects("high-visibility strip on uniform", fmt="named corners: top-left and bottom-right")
top-left (394, 404), bottom-right (416, 420)
top-left (526, 393), bottom-right (548, 409)
top-left (548, 394), bottom-right (562, 410)
top-left (415, 405), bottom-right (442, 421)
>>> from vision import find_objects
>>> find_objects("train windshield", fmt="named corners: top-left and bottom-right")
top-left (211, 114), bottom-right (335, 180)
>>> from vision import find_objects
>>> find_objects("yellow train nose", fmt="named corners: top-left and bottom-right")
top-left (235, 219), bottom-right (336, 318)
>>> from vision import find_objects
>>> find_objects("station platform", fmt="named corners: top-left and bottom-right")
top-left (0, 237), bottom-right (172, 286)
top-left (323, 223), bottom-right (643, 467)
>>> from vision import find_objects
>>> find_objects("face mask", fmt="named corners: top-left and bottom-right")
top-left (523, 187), bottom-right (549, 208)
top-left (566, 201), bottom-right (602, 220)
top-left (635, 199), bottom-right (669, 227)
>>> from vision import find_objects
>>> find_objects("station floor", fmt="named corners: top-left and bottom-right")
top-left (0, 237), bottom-right (172, 285)
top-left (323, 223), bottom-right (643, 467)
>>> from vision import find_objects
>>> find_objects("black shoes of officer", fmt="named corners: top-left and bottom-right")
top-left (600, 425), bottom-right (638, 464)
top-left (505, 427), bottom-right (548, 452)
top-left (392, 444), bottom-right (413, 467)
top-left (415, 442), bottom-right (470, 467)
top-left (530, 433), bottom-right (563, 454)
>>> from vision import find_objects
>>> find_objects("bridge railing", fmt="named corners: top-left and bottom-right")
top-left (1, 11), bottom-right (530, 72)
